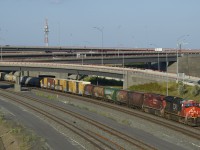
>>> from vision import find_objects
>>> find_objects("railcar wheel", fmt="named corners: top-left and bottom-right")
top-left (178, 117), bottom-right (184, 123)
top-left (164, 113), bottom-right (170, 119)
top-left (184, 116), bottom-right (188, 125)
top-left (143, 108), bottom-right (149, 113)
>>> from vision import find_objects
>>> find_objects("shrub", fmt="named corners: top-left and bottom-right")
top-left (191, 85), bottom-right (200, 96)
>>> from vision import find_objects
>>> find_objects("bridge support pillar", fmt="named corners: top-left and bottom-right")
top-left (55, 73), bottom-right (69, 79)
top-left (22, 71), bottom-right (29, 76)
top-left (14, 76), bottom-right (21, 92)
top-left (123, 70), bottom-right (129, 89)
top-left (147, 62), bottom-right (152, 69)
top-left (14, 71), bottom-right (29, 77)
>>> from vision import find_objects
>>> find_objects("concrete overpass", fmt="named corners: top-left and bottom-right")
top-left (1, 45), bottom-right (200, 69)
top-left (1, 53), bottom-right (200, 89)
top-left (0, 45), bottom-right (170, 52)
top-left (0, 62), bottom-right (182, 89)
top-left (3, 55), bottom-right (177, 67)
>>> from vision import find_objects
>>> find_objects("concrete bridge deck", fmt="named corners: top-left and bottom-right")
top-left (1, 62), bottom-right (199, 89)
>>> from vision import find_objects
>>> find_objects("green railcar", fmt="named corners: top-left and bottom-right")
top-left (104, 87), bottom-right (119, 102)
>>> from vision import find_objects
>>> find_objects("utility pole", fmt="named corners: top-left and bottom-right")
top-left (166, 52), bottom-right (168, 96)
top-left (176, 34), bottom-right (189, 82)
top-left (93, 26), bottom-right (104, 65)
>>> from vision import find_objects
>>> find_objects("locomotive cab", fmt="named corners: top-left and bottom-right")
top-left (180, 100), bottom-right (200, 126)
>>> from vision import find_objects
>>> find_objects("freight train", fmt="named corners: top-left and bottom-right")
top-left (40, 77), bottom-right (200, 126)
top-left (0, 72), bottom-right (200, 126)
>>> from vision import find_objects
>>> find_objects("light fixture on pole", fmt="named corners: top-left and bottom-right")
top-left (81, 53), bottom-right (83, 65)
top-left (0, 38), bottom-right (5, 61)
top-left (176, 34), bottom-right (189, 82)
top-left (93, 26), bottom-right (104, 65)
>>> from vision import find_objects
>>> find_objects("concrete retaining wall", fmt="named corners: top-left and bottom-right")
top-left (168, 55), bottom-right (200, 78)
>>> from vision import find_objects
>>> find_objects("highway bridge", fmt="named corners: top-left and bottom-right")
top-left (1, 53), bottom-right (177, 66)
top-left (1, 45), bottom-right (200, 53)
top-left (0, 62), bottom-right (199, 90)
top-left (0, 45), bottom-right (173, 52)
top-left (1, 45), bottom-right (200, 66)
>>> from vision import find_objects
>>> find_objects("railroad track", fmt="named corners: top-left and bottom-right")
top-left (35, 87), bottom-right (200, 141)
top-left (0, 90), bottom-right (106, 149)
top-left (0, 88), bottom-right (156, 150)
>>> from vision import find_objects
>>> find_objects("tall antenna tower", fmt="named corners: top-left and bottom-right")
top-left (44, 19), bottom-right (49, 46)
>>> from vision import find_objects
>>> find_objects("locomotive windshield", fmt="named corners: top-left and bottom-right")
top-left (184, 103), bottom-right (200, 108)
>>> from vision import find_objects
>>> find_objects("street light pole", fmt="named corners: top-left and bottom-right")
top-left (176, 34), bottom-right (189, 82)
top-left (123, 52), bottom-right (125, 82)
top-left (93, 27), bottom-right (104, 65)
top-left (166, 52), bottom-right (168, 96)
top-left (0, 38), bottom-right (5, 61)
top-left (176, 46), bottom-right (179, 82)
top-left (81, 54), bottom-right (83, 65)
top-left (158, 51), bottom-right (160, 71)
top-left (1, 45), bottom-right (3, 61)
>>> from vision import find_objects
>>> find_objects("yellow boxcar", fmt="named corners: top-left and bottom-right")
top-left (77, 81), bottom-right (91, 95)
top-left (54, 78), bottom-right (62, 91)
top-left (40, 79), bottom-right (43, 88)
top-left (59, 79), bottom-right (68, 92)
top-left (68, 80), bottom-right (77, 94)
top-left (40, 77), bottom-right (48, 88)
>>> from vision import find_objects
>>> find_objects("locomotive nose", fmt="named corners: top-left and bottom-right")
top-left (189, 107), bottom-right (199, 118)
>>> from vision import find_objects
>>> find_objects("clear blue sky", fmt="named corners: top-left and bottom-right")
top-left (0, 0), bottom-right (199, 49)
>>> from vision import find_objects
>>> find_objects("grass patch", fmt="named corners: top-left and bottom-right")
top-left (98, 112), bottom-right (117, 121)
top-left (0, 111), bottom-right (48, 150)
top-left (0, 114), bottom-right (5, 123)
top-left (35, 91), bottom-right (57, 100)
top-left (122, 119), bottom-right (131, 126)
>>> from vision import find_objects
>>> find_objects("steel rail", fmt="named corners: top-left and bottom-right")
top-left (3, 88), bottom-right (155, 150)
top-left (36, 87), bottom-right (200, 140)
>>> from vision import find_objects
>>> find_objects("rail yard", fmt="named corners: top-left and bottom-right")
top-left (1, 44), bottom-right (200, 150)
top-left (2, 1), bottom-right (200, 149)
top-left (0, 71), bottom-right (200, 149)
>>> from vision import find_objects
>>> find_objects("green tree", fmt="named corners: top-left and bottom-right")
top-left (178, 81), bottom-right (187, 96)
